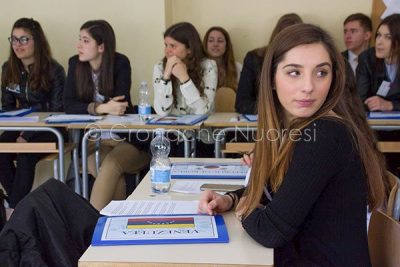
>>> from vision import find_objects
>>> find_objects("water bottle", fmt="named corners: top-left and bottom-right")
top-left (138, 81), bottom-right (151, 121)
top-left (150, 128), bottom-right (171, 193)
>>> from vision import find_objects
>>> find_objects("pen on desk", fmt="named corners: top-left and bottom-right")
top-left (237, 115), bottom-right (241, 121)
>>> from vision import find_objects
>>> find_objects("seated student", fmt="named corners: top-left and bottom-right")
top-left (357, 13), bottom-right (400, 111)
top-left (235, 13), bottom-right (302, 114)
top-left (203, 26), bottom-right (242, 91)
top-left (64, 20), bottom-right (149, 211)
top-left (0, 18), bottom-right (65, 210)
top-left (153, 22), bottom-right (217, 157)
top-left (341, 13), bottom-right (372, 76)
top-left (199, 23), bottom-right (390, 266)
top-left (357, 13), bottom-right (400, 176)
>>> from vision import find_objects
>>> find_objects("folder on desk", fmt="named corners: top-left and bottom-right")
top-left (44, 114), bottom-right (103, 124)
top-left (91, 214), bottom-right (228, 246)
top-left (243, 114), bottom-right (258, 122)
top-left (146, 114), bottom-right (207, 125)
top-left (171, 162), bottom-right (249, 179)
top-left (0, 108), bottom-right (33, 117)
top-left (368, 111), bottom-right (400, 119)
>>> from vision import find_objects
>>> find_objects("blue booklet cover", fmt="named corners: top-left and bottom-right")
top-left (0, 108), bottom-right (33, 117)
top-left (146, 114), bottom-right (208, 125)
top-left (171, 162), bottom-right (249, 179)
top-left (91, 214), bottom-right (228, 246)
top-left (368, 111), bottom-right (400, 119)
top-left (243, 114), bottom-right (258, 122)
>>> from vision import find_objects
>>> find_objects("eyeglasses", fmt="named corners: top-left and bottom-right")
top-left (8, 36), bottom-right (32, 46)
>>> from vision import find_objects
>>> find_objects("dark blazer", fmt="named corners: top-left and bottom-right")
top-left (63, 52), bottom-right (133, 114)
top-left (1, 59), bottom-right (65, 112)
top-left (0, 179), bottom-right (99, 267)
top-left (356, 47), bottom-right (400, 110)
top-left (235, 50), bottom-right (264, 114)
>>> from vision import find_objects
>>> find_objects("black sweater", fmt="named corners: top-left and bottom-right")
top-left (63, 53), bottom-right (133, 114)
top-left (241, 118), bottom-right (370, 267)
top-left (235, 50), bottom-right (263, 114)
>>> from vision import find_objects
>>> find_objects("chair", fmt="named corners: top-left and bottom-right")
top-left (368, 172), bottom-right (400, 267)
top-left (40, 143), bottom-right (76, 180)
top-left (214, 87), bottom-right (236, 112)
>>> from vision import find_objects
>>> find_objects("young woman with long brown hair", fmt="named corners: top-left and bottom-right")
top-left (203, 26), bottom-right (241, 91)
top-left (199, 23), bottom-right (390, 266)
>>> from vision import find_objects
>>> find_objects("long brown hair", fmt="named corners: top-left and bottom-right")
top-left (162, 22), bottom-right (205, 96)
top-left (75, 20), bottom-right (116, 102)
top-left (1, 18), bottom-right (52, 91)
top-left (242, 23), bottom-right (389, 218)
top-left (203, 26), bottom-right (238, 90)
top-left (375, 14), bottom-right (400, 82)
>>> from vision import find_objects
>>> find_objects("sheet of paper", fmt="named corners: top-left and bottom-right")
top-left (102, 114), bottom-right (142, 124)
top-left (100, 200), bottom-right (199, 216)
top-left (100, 215), bottom-right (218, 241)
top-left (0, 108), bottom-right (32, 117)
top-left (170, 180), bottom-right (245, 194)
top-left (0, 116), bottom-right (39, 122)
top-left (44, 114), bottom-right (103, 123)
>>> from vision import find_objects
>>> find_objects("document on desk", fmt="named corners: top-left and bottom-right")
top-left (44, 114), bottom-right (103, 123)
top-left (243, 114), bottom-right (258, 122)
top-left (171, 162), bottom-right (249, 179)
top-left (91, 214), bottom-right (228, 245)
top-left (100, 200), bottom-right (199, 216)
top-left (146, 114), bottom-right (207, 125)
top-left (170, 180), bottom-right (245, 194)
top-left (0, 116), bottom-right (39, 122)
top-left (0, 108), bottom-right (33, 117)
top-left (368, 111), bottom-right (400, 119)
top-left (102, 114), bottom-right (142, 124)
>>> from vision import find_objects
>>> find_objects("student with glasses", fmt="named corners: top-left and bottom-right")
top-left (0, 18), bottom-right (65, 210)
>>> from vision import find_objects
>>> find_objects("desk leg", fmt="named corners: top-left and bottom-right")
top-left (82, 131), bottom-right (91, 199)
top-left (71, 129), bottom-right (81, 195)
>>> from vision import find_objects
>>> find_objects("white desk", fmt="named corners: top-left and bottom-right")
top-left (79, 158), bottom-right (273, 267)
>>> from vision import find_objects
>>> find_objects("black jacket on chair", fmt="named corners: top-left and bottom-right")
top-left (356, 47), bottom-right (400, 110)
top-left (0, 179), bottom-right (99, 267)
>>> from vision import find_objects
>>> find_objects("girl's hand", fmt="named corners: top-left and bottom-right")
top-left (171, 62), bottom-right (189, 83)
top-left (198, 190), bottom-right (233, 215)
top-left (364, 96), bottom-right (393, 111)
top-left (96, 95), bottom-right (128, 115)
top-left (163, 56), bottom-right (180, 80)
top-left (241, 153), bottom-right (253, 167)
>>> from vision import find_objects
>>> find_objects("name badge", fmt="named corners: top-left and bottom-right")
top-left (377, 81), bottom-right (391, 97)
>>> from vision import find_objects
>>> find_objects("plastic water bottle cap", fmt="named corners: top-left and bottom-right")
top-left (141, 81), bottom-right (147, 86)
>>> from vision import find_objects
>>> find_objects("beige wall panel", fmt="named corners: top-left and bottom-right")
top-left (169, 0), bottom-right (372, 62)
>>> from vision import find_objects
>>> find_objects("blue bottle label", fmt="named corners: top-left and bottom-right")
top-left (139, 105), bottom-right (151, 115)
top-left (151, 168), bottom-right (171, 183)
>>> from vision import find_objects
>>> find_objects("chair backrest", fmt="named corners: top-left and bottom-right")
top-left (214, 87), bottom-right (236, 112)
top-left (368, 172), bottom-right (400, 267)
top-left (368, 210), bottom-right (400, 267)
